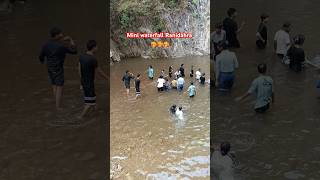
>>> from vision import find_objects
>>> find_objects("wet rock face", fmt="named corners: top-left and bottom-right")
top-left (109, 0), bottom-right (210, 61)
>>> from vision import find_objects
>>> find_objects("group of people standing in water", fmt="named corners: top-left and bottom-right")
top-left (212, 7), bottom-right (306, 114)
top-left (122, 64), bottom-right (209, 119)
top-left (39, 27), bottom-right (108, 118)
top-left (212, 7), bottom-right (308, 180)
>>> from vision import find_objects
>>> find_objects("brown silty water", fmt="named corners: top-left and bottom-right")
top-left (212, 0), bottom-right (320, 179)
top-left (0, 1), bottom-right (107, 179)
top-left (110, 56), bottom-right (210, 179)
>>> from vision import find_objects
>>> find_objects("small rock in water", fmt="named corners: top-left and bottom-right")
top-left (284, 171), bottom-right (305, 179)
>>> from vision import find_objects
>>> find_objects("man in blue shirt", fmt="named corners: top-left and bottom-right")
top-left (39, 27), bottom-right (77, 109)
top-left (186, 82), bottom-right (196, 98)
top-left (177, 75), bottom-right (185, 92)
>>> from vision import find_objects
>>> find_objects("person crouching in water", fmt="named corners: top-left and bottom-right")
top-left (236, 63), bottom-right (274, 113)
top-left (170, 104), bottom-right (177, 114)
top-left (211, 142), bottom-right (235, 180)
top-left (171, 77), bottom-right (178, 89)
top-left (287, 34), bottom-right (305, 72)
top-left (164, 77), bottom-right (171, 91)
top-left (175, 106), bottom-right (183, 120)
top-left (215, 41), bottom-right (239, 91)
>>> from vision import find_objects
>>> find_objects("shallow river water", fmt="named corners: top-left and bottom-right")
top-left (213, 0), bottom-right (320, 179)
top-left (110, 56), bottom-right (210, 179)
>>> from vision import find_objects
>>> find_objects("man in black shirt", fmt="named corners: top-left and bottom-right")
top-left (79, 40), bottom-right (107, 118)
top-left (256, 13), bottom-right (269, 49)
top-left (287, 35), bottom-right (305, 72)
top-left (223, 8), bottom-right (245, 48)
top-left (200, 73), bottom-right (206, 85)
top-left (122, 70), bottom-right (135, 96)
top-left (135, 74), bottom-right (141, 99)
top-left (39, 27), bottom-right (77, 109)
top-left (179, 64), bottom-right (185, 77)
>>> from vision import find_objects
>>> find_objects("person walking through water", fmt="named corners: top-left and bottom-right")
top-left (190, 65), bottom-right (194, 78)
top-left (177, 75), bottom-right (185, 92)
top-left (185, 82), bottom-right (196, 98)
top-left (215, 41), bottom-right (239, 91)
top-left (147, 65), bottom-right (154, 80)
top-left (39, 27), bottom-right (77, 110)
top-left (196, 68), bottom-right (202, 82)
top-left (179, 64), bottom-right (185, 77)
top-left (169, 65), bottom-right (173, 78)
top-left (287, 34), bottom-right (305, 72)
top-left (274, 22), bottom-right (291, 60)
top-left (256, 13), bottom-right (269, 49)
top-left (79, 40), bottom-right (108, 118)
top-left (223, 8), bottom-right (245, 48)
top-left (135, 74), bottom-right (141, 99)
top-left (236, 63), bottom-right (274, 113)
top-left (122, 70), bottom-right (135, 96)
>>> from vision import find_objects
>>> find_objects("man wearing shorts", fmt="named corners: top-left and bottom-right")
top-left (39, 27), bottom-right (77, 109)
top-left (122, 70), bottom-right (135, 96)
top-left (135, 74), bottom-right (141, 99)
top-left (79, 40), bottom-right (107, 118)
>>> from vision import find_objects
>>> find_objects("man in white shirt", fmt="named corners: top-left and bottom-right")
top-left (177, 75), bottom-right (185, 92)
top-left (215, 42), bottom-right (239, 90)
top-left (175, 106), bottom-right (183, 120)
top-left (274, 22), bottom-right (291, 59)
top-left (196, 68), bottom-right (202, 81)
top-left (157, 75), bottom-right (165, 91)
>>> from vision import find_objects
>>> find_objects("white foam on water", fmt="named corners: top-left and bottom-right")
top-left (147, 155), bottom-right (210, 179)
top-left (112, 156), bottom-right (128, 160)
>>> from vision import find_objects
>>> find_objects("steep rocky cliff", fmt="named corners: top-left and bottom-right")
top-left (110, 0), bottom-right (210, 62)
